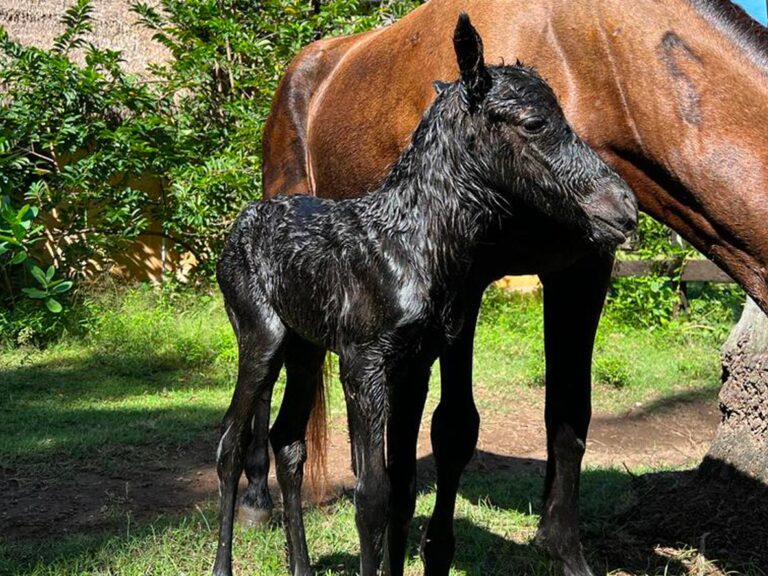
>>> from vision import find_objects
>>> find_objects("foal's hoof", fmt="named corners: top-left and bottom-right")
top-left (236, 503), bottom-right (272, 527)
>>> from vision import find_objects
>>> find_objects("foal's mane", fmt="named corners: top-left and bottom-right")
top-left (687, 0), bottom-right (768, 67)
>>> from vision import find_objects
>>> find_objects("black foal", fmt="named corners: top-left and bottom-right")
top-left (214, 14), bottom-right (636, 576)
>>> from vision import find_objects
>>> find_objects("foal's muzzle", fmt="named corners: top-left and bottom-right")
top-left (586, 177), bottom-right (638, 246)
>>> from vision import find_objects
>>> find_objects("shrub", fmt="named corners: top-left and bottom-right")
top-left (608, 214), bottom-right (744, 328)
top-left (593, 355), bottom-right (631, 389)
top-left (0, 0), bottom-right (418, 345)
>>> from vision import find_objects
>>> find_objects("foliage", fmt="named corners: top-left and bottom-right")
top-left (608, 275), bottom-right (680, 328)
top-left (0, 196), bottom-right (75, 343)
top-left (609, 214), bottom-right (744, 327)
top-left (0, 0), bottom-right (417, 344)
top-left (86, 282), bottom-right (235, 371)
top-left (0, 0), bottom-right (169, 329)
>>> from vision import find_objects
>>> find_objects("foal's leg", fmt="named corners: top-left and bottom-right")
top-left (269, 334), bottom-right (326, 576)
top-left (421, 287), bottom-right (483, 576)
top-left (214, 311), bottom-right (286, 576)
top-left (239, 398), bottom-right (275, 526)
top-left (384, 363), bottom-right (430, 576)
top-left (535, 251), bottom-right (613, 576)
top-left (340, 350), bottom-right (390, 576)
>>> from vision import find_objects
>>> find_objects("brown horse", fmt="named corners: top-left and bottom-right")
top-left (243, 1), bottom-right (768, 574)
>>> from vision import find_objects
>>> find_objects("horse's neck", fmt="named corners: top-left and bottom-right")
top-left (582, 0), bottom-right (767, 181)
top-left (552, 0), bottom-right (768, 305)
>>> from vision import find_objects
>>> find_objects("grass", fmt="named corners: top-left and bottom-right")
top-left (472, 288), bottom-right (727, 414)
top-left (0, 465), bottom-right (655, 576)
top-left (0, 283), bottom-right (752, 575)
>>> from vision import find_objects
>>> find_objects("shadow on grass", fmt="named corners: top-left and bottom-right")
top-left (4, 447), bottom-right (768, 575)
top-left (2, 350), bottom-right (763, 575)
top-left (0, 350), bottom-right (230, 565)
top-left (314, 516), bottom-right (551, 576)
top-left (450, 451), bottom-right (768, 575)
top-left (1, 346), bottom-right (228, 404)
top-left (0, 359), bottom-right (228, 467)
top-left (310, 451), bottom-right (767, 575)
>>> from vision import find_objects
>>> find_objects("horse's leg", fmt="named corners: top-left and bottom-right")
top-left (535, 251), bottom-right (614, 576)
top-left (384, 363), bottom-right (430, 576)
top-left (269, 334), bottom-right (326, 576)
top-left (213, 311), bottom-right (286, 576)
top-left (239, 397), bottom-right (275, 527)
top-left (421, 286), bottom-right (483, 576)
top-left (340, 351), bottom-right (390, 576)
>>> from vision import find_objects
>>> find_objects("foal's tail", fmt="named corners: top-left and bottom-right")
top-left (306, 353), bottom-right (333, 502)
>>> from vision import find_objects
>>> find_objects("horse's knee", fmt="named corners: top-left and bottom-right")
top-left (550, 423), bottom-right (586, 464)
top-left (390, 473), bottom-right (417, 523)
top-left (431, 401), bottom-right (479, 468)
top-left (543, 424), bottom-right (587, 501)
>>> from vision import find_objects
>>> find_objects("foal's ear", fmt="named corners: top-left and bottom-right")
top-left (453, 12), bottom-right (490, 110)
top-left (432, 80), bottom-right (450, 95)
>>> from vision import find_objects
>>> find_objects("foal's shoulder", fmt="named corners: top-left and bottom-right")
top-left (262, 193), bottom-right (336, 219)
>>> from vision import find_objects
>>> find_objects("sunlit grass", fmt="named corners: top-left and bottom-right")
top-left (1, 285), bottom-right (727, 470)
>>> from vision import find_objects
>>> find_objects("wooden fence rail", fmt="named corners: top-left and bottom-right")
top-left (612, 259), bottom-right (733, 282)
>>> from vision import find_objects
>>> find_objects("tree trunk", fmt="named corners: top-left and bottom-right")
top-left (701, 298), bottom-right (768, 483)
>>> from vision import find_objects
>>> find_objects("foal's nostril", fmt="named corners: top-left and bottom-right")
top-left (621, 189), bottom-right (638, 228)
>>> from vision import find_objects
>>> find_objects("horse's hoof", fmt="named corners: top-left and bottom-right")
top-left (236, 503), bottom-right (272, 527)
top-left (534, 526), bottom-right (594, 576)
top-left (561, 561), bottom-right (596, 576)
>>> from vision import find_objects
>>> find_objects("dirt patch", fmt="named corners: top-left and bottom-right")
top-left (472, 392), bottom-right (721, 470)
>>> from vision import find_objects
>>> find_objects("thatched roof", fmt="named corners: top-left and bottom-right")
top-left (0, 1), bottom-right (169, 74)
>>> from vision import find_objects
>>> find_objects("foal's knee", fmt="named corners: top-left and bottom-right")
top-left (217, 420), bottom-right (244, 477)
top-left (273, 440), bottom-right (307, 488)
top-left (356, 469), bottom-right (391, 545)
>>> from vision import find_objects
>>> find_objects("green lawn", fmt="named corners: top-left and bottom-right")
top-left (1, 285), bottom-right (757, 576)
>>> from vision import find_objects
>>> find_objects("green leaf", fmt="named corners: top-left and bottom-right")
top-left (46, 265), bottom-right (55, 282)
top-left (10, 250), bottom-right (27, 265)
top-left (21, 287), bottom-right (48, 299)
top-left (50, 280), bottom-right (73, 294)
top-left (30, 265), bottom-right (47, 287)
top-left (11, 222), bottom-right (26, 242)
top-left (46, 298), bottom-right (63, 313)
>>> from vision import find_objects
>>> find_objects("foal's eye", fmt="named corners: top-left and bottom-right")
top-left (520, 116), bottom-right (547, 133)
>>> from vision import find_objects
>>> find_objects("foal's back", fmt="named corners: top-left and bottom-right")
top-left (217, 194), bottom-right (424, 351)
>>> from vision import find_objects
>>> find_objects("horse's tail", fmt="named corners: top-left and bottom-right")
top-left (306, 352), bottom-right (333, 502)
